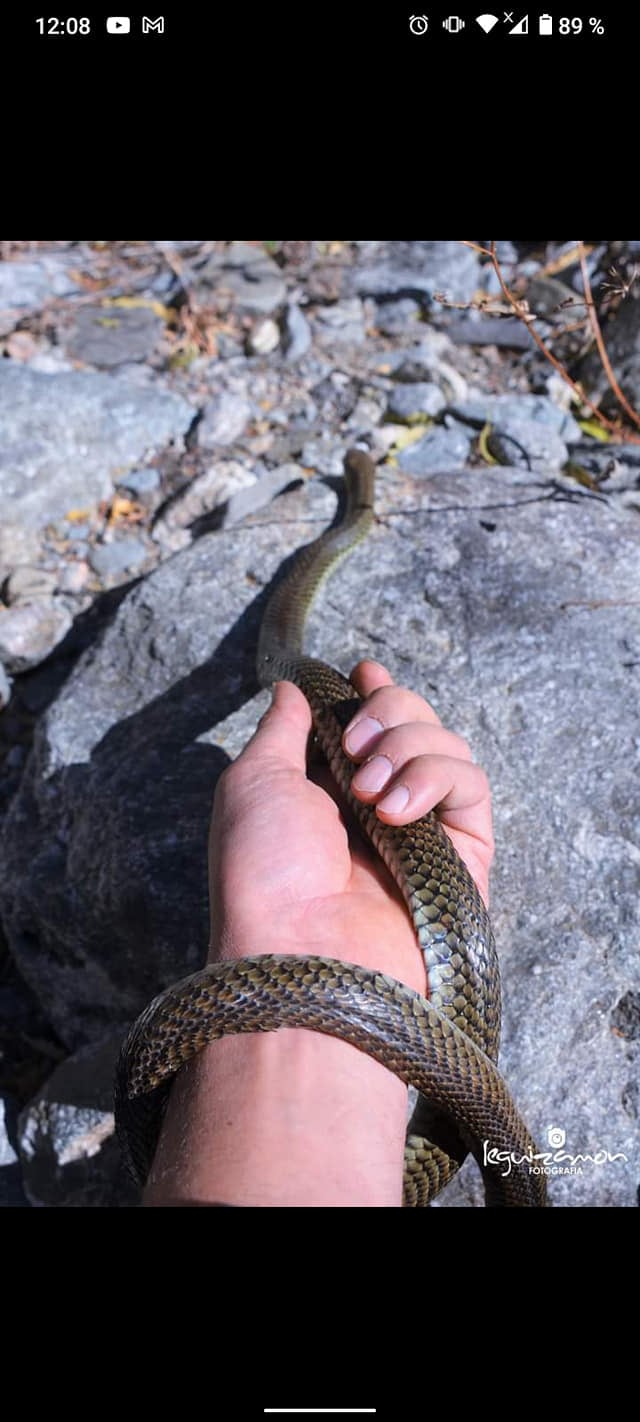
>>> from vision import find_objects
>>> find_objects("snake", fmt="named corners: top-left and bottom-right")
top-left (115, 448), bottom-right (546, 1207)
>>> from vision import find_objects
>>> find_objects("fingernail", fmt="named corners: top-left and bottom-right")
top-left (352, 755), bottom-right (393, 793)
top-left (344, 716), bottom-right (384, 755)
top-left (377, 784), bottom-right (410, 814)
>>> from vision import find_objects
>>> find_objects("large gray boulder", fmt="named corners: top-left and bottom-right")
top-left (0, 464), bottom-right (637, 1206)
top-left (0, 362), bottom-right (194, 578)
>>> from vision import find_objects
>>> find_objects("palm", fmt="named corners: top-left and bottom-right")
top-left (208, 674), bottom-right (493, 1001)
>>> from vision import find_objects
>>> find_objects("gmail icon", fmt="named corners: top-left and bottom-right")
top-left (142, 16), bottom-right (165, 32)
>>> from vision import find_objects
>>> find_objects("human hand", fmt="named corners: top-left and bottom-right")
top-left (208, 659), bottom-right (494, 996)
top-left (145, 660), bottom-right (494, 1206)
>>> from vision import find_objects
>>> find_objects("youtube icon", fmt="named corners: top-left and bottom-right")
top-left (106, 16), bottom-right (131, 32)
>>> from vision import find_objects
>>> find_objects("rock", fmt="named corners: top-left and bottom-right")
top-left (300, 435), bottom-right (346, 474)
top-left (451, 393), bottom-right (582, 444)
top-left (56, 561), bottom-right (90, 595)
top-left (17, 1035), bottom-right (138, 1207)
top-left (396, 424), bottom-right (472, 473)
top-left (387, 383), bottom-right (446, 423)
top-left (310, 372), bottom-right (359, 422)
top-left (446, 315), bottom-right (534, 350)
top-left (312, 299), bottom-right (366, 347)
top-left (152, 461), bottom-right (256, 537)
top-left (0, 463), bottom-right (638, 1207)
top-left (0, 599), bottom-right (72, 672)
top-left (0, 253), bottom-right (80, 320)
top-left (350, 240), bottom-right (482, 306)
top-left (5, 330), bottom-right (40, 362)
top-left (282, 301), bottom-right (312, 362)
top-left (523, 274), bottom-right (579, 320)
top-left (0, 1097), bottom-right (28, 1206)
top-left (88, 538), bottom-right (150, 580)
top-left (487, 418), bottom-right (568, 472)
top-left (0, 527), bottom-right (46, 587)
top-left (373, 297), bottom-right (422, 335)
top-left (387, 336), bottom-right (469, 403)
top-left (0, 658), bottom-right (11, 707)
top-left (197, 391), bottom-right (251, 448)
top-left (65, 305), bottom-right (164, 368)
top-left (1, 463), bottom-right (637, 1207)
top-left (117, 466), bottom-right (161, 497)
top-left (0, 364), bottom-right (194, 557)
top-left (246, 318), bottom-right (280, 356)
top-left (0, 1097), bottom-right (18, 1166)
top-left (192, 242), bottom-right (286, 315)
top-left (221, 463), bottom-right (302, 526)
top-left (3, 566), bottom-right (58, 604)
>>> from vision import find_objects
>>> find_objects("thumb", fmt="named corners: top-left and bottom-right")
top-left (241, 680), bottom-right (312, 773)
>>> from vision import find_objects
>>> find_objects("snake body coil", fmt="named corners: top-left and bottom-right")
top-left (115, 449), bottom-right (546, 1207)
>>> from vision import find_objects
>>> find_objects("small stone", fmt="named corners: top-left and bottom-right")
top-left (0, 1097), bottom-right (27, 1207)
top-left (488, 418), bottom-right (568, 472)
top-left (118, 466), bottom-right (160, 497)
top-left (446, 315), bottom-right (534, 351)
top-left (397, 425), bottom-right (472, 474)
top-left (17, 1035), bottom-right (138, 1207)
top-left (312, 299), bottom-right (366, 347)
top-left (5, 330), bottom-right (40, 362)
top-left (4, 565), bottom-right (58, 604)
top-left (192, 242), bottom-right (286, 315)
top-left (221, 464), bottom-right (302, 526)
top-left (153, 461), bottom-right (255, 537)
top-left (300, 436), bottom-right (345, 475)
top-left (198, 392), bottom-right (251, 448)
top-left (0, 1097), bottom-right (18, 1167)
top-left (282, 301), bottom-right (312, 362)
top-left (373, 297), bottom-right (421, 335)
top-left (246, 318), bottom-right (280, 356)
top-left (88, 538), bottom-right (149, 579)
top-left (389, 339), bottom-right (469, 403)
top-left (387, 382), bottom-right (446, 423)
top-left (451, 394), bottom-right (582, 444)
top-left (0, 255), bottom-right (79, 315)
top-left (0, 599), bottom-right (72, 672)
top-left (57, 561), bottom-right (90, 594)
top-left (0, 658), bottom-right (12, 708)
top-left (351, 241), bottom-right (481, 305)
top-left (65, 305), bottom-right (164, 368)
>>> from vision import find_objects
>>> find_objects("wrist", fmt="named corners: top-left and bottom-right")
top-left (144, 1019), bottom-right (407, 1208)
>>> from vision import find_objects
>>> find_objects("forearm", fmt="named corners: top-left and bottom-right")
top-left (143, 1022), bottom-right (408, 1207)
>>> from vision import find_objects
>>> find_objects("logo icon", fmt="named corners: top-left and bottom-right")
top-left (142, 15), bottom-right (165, 32)
top-left (548, 1126), bottom-right (566, 1149)
top-left (409, 14), bottom-right (429, 33)
top-left (476, 13), bottom-right (500, 31)
top-left (106, 16), bottom-right (131, 32)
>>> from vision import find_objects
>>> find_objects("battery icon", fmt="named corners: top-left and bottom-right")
top-left (539, 13), bottom-right (553, 31)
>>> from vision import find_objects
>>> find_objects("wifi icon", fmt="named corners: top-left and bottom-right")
top-left (475, 12), bottom-right (500, 31)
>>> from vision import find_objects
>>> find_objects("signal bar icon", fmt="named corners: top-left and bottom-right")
top-left (475, 12), bottom-right (500, 30)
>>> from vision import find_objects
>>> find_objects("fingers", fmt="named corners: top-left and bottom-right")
top-left (343, 665), bottom-right (488, 828)
top-left (345, 663), bottom-right (442, 761)
top-left (367, 754), bottom-right (489, 824)
top-left (239, 680), bottom-right (312, 772)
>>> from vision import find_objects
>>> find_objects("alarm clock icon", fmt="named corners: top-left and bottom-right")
top-left (409, 15), bottom-right (429, 34)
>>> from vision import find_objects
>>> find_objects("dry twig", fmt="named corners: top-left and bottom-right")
top-left (460, 241), bottom-right (640, 445)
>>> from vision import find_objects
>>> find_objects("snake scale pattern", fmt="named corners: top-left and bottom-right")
top-left (115, 449), bottom-right (546, 1207)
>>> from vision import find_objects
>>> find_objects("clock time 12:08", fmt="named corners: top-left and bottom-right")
top-left (36, 17), bottom-right (92, 34)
